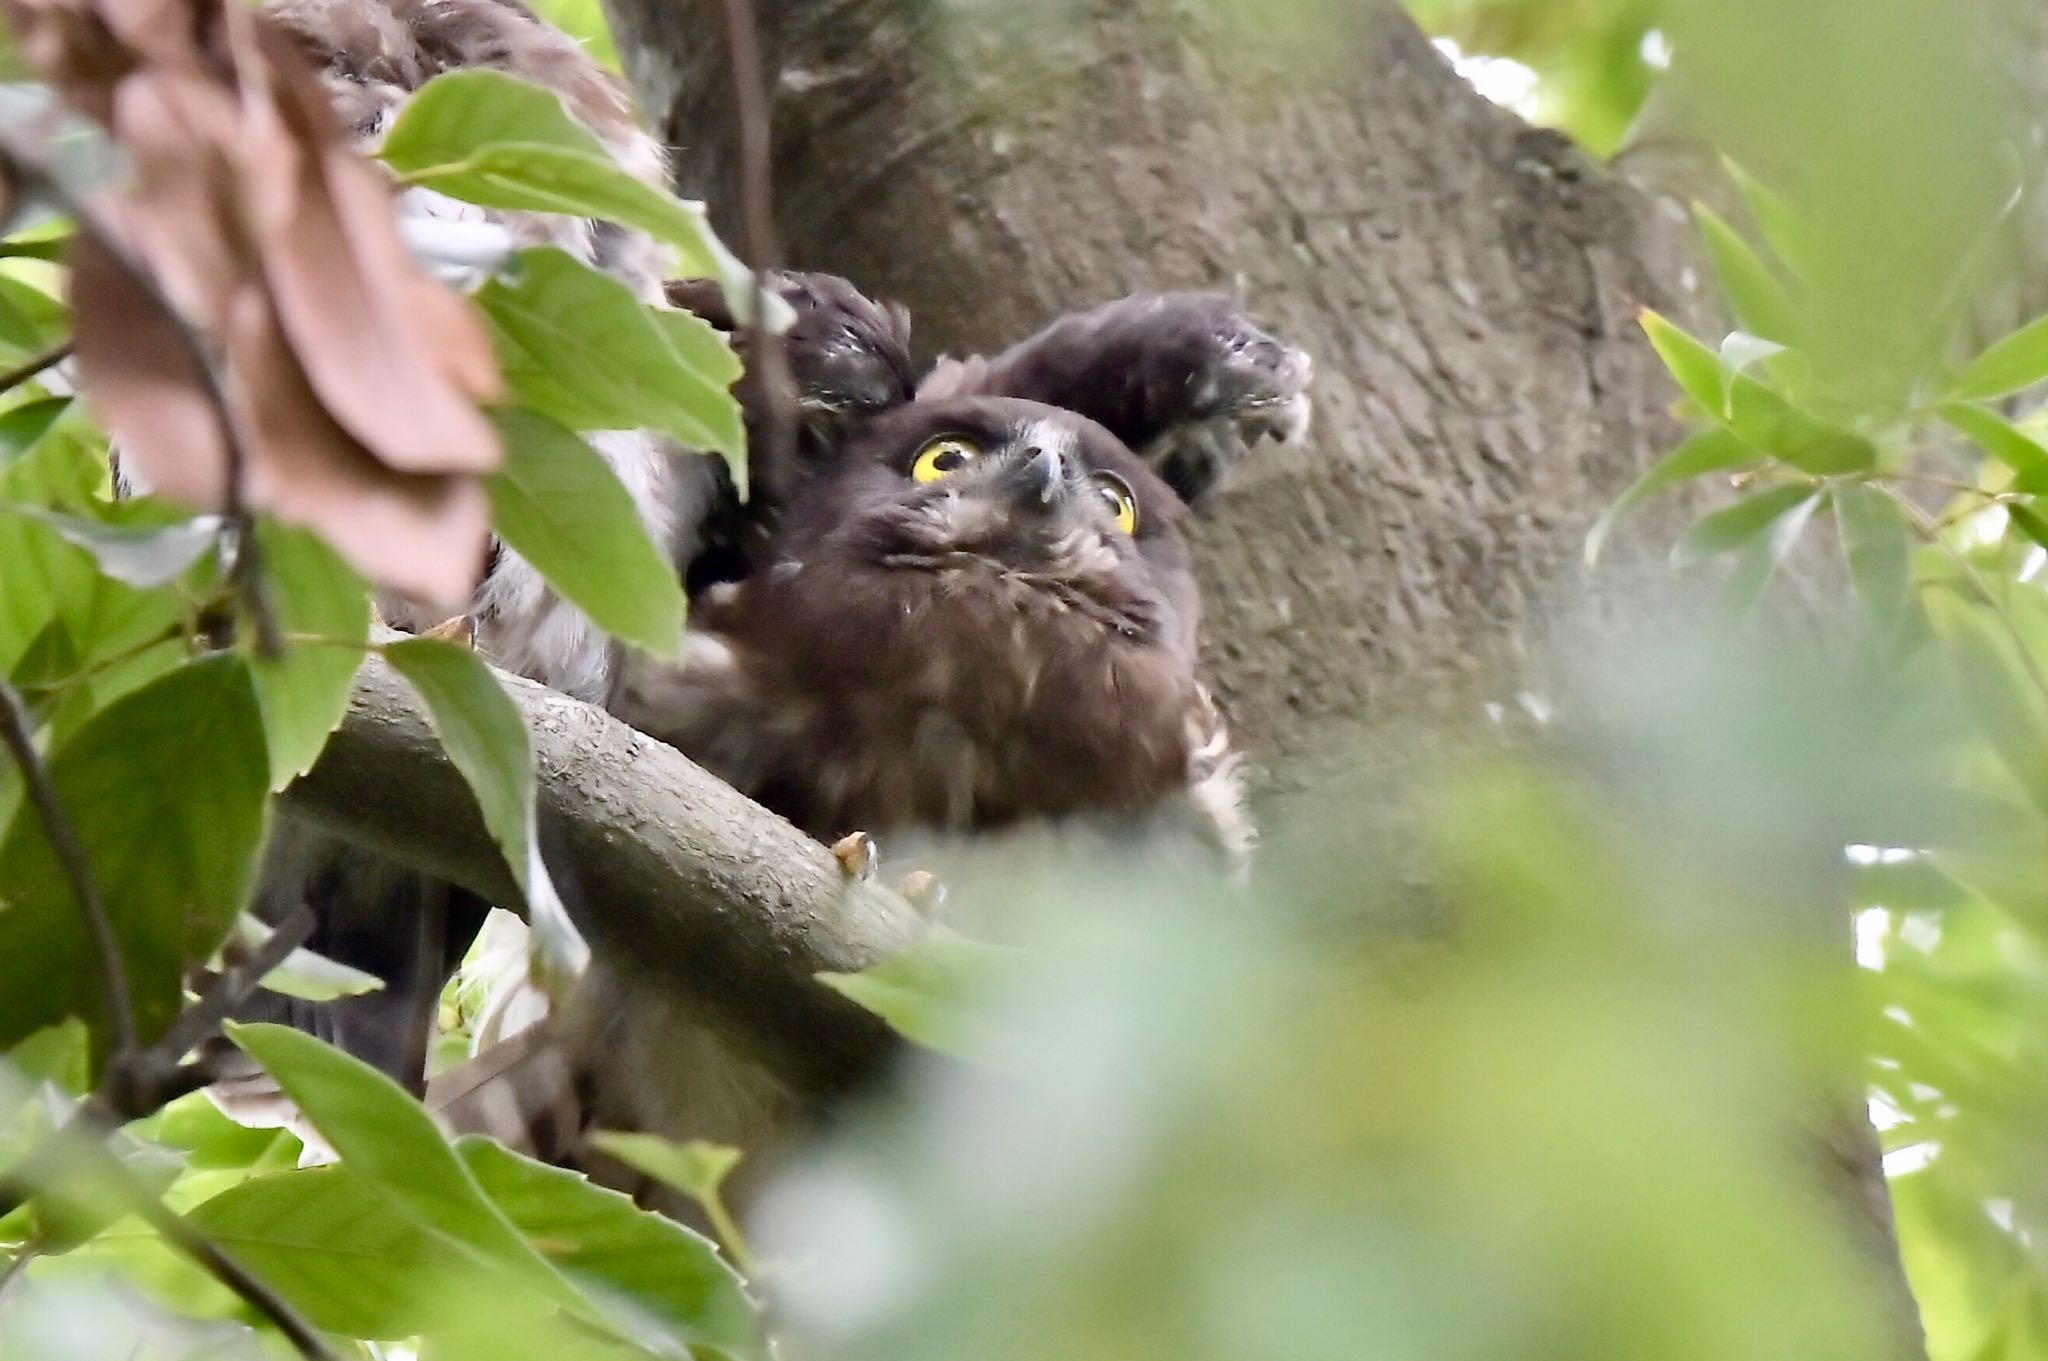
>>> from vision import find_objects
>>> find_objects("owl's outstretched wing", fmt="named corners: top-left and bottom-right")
top-left (920, 293), bottom-right (1313, 504)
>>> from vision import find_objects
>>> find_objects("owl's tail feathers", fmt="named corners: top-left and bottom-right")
top-left (425, 1022), bottom-right (589, 1163)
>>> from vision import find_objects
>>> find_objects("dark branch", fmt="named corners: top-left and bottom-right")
top-left (716, 0), bottom-right (796, 485)
top-left (0, 676), bottom-right (135, 1059)
top-left (283, 658), bottom-right (925, 1097)
top-left (0, 337), bottom-right (71, 394)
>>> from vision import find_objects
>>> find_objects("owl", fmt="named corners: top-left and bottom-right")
top-left (227, 0), bottom-right (1316, 1161)
top-left (432, 280), bottom-right (1311, 1208)
top-left (614, 285), bottom-right (1315, 869)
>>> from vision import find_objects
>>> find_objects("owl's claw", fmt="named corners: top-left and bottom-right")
top-left (832, 831), bottom-right (879, 882)
top-left (895, 869), bottom-right (947, 916)
top-left (420, 614), bottom-right (480, 648)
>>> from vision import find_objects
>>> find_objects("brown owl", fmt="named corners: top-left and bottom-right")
top-left (615, 284), bottom-right (1317, 871)
top-left (431, 283), bottom-right (1311, 1209)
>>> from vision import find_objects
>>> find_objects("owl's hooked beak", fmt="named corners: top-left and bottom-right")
top-left (1020, 445), bottom-right (1064, 504)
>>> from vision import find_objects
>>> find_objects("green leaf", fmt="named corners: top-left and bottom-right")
top-left (185, 1164), bottom-right (440, 1338)
top-left (247, 520), bottom-right (370, 788)
top-left (2011, 503), bottom-right (2048, 554)
top-left (1833, 484), bottom-right (1911, 627)
top-left (1585, 427), bottom-right (1758, 565)
top-left (1941, 404), bottom-right (2048, 493)
top-left (1949, 312), bottom-right (2048, 402)
top-left (0, 396), bottom-right (69, 464)
top-left (381, 638), bottom-right (585, 981)
top-left (1723, 376), bottom-right (1876, 474)
top-left (1670, 483), bottom-right (1820, 568)
top-left (587, 1132), bottom-right (742, 1207)
top-left (1639, 309), bottom-right (1726, 418)
top-left (1925, 592), bottom-right (2048, 821)
top-left (476, 248), bottom-right (743, 462)
top-left (460, 1137), bottom-right (768, 1359)
top-left (0, 655), bottom-right (269, 1051)
top-left (1694, 203), bottom-right (1801, 343)
top-left (4, 1019), bottom-right (86, 1096)
top-left (225, 914), bottom-right (384, 1002)
top-left (382, 639), bottom-right (538, 898)
top-left (378, 69), bottom-right (725, 279)
top-left (5, 506), bottom-right (217, 587)
top-left (1724, 158), bottom-right (1808, 276)
top-left (224, 1023), bottom-right (586, 1315)
top-left (486, 407), bottom-right (684, 657)
top-left (817, 932), bottom-right (1015, 1060)
top-left (0, 275), bottom-right (66, 354)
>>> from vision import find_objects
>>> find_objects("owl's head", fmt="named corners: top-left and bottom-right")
top-left (770, 395), bottom-right (1200, 653)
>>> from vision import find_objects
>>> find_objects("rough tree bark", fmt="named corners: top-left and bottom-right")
top-left (618, 0), bottom-right (1710, 792)
top-left (594, 0), bottom-right (1924, 1352)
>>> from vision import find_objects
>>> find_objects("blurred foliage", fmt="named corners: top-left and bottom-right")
top-left (1404, 0), bottom-right (1661, 155)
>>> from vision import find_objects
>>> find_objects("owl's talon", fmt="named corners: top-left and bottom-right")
top-left (832, 831), bottom-right (879, 882)
top-left (421, 614), bottom-right (480, 648)
top-left (895, 869), bottom-right (947, 916)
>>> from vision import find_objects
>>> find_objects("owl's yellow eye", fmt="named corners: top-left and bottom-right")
top-left (1094, 473), bottom-right (1138, 535)
top-left (911, 437), bottom-right (981, 483)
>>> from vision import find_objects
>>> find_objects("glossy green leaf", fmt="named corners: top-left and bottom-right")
top-left (1949, 312), bottom-right (2048, 402)
top-left (460, 1137), bottom-right (768, 1359)
top-left (379, 69), bottom-right (724, 279)
top-left (247, 520), bottom-right (370, 787)
top-left (381, 637), bottom-right (584, 980)
top-left (1724, 376), bottom-right (1876, 474)
top-left (1940, 404), bottom-right (2048, 493)
top-left (1639, 309), bottom-right (1726, 419)
top-left (486, 407), bottom-right (684, 657)
top-left (1832, 484), bottom-right (1911, 627)
top-left (381, 638), bottom-right (540, 899)
top-left (1694, 203), bottom-right (1800, 344)
top-left (0, 655), bottom-right (269, 1050)
top-left (818, 932), bottom-right (1015, 1060)
top-left (1586, 428), bottom-right (1758, 566)
top-left (224, 1023), bottom-right (585, 1314)
top-left (185, 1164), bottom-right (440, 1338)
top-left (1670, 483), bottom-right (1821, 568)
top-left (476, 248), bottom-right (743, 460)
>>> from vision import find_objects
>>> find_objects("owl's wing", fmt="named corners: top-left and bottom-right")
top-left (667, 272), bottom-right (916, 584)
top-left (921, 294), bottom-right (1313, 505)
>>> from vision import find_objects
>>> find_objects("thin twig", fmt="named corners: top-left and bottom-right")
top-left (0, 143), bottom-right (281, 658)
top-left (155, 907), bottom-right (316, 1063)
top-left (0, 337), bottom-right (70, 394)
top-left (81, 1137), bottom-right (341, 1361)
top-left (1882, 483), bottom-right (2048, 700)
top-left (717, 0), bottom-right (795, 497)
top-left (0, 676), bottom-right (135, 1058)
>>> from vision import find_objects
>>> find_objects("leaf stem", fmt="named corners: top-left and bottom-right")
top-left (0, 338), bottom-right (71, 395)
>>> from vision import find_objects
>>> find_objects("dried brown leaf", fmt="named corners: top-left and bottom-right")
top-left (4, 0), bottom-right (505, 607)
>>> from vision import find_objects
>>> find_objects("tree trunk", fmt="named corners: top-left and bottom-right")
top-left (598, 0), bottom-right (1923, 1351)
top-left (614, 0), bottom-right (1713, 793)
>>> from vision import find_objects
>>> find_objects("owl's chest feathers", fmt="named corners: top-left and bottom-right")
top-left (712, 560), bottom-right (1201, 837)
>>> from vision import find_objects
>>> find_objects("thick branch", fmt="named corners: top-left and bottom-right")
top-left (282, 658), bottom-right (923, 1098)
